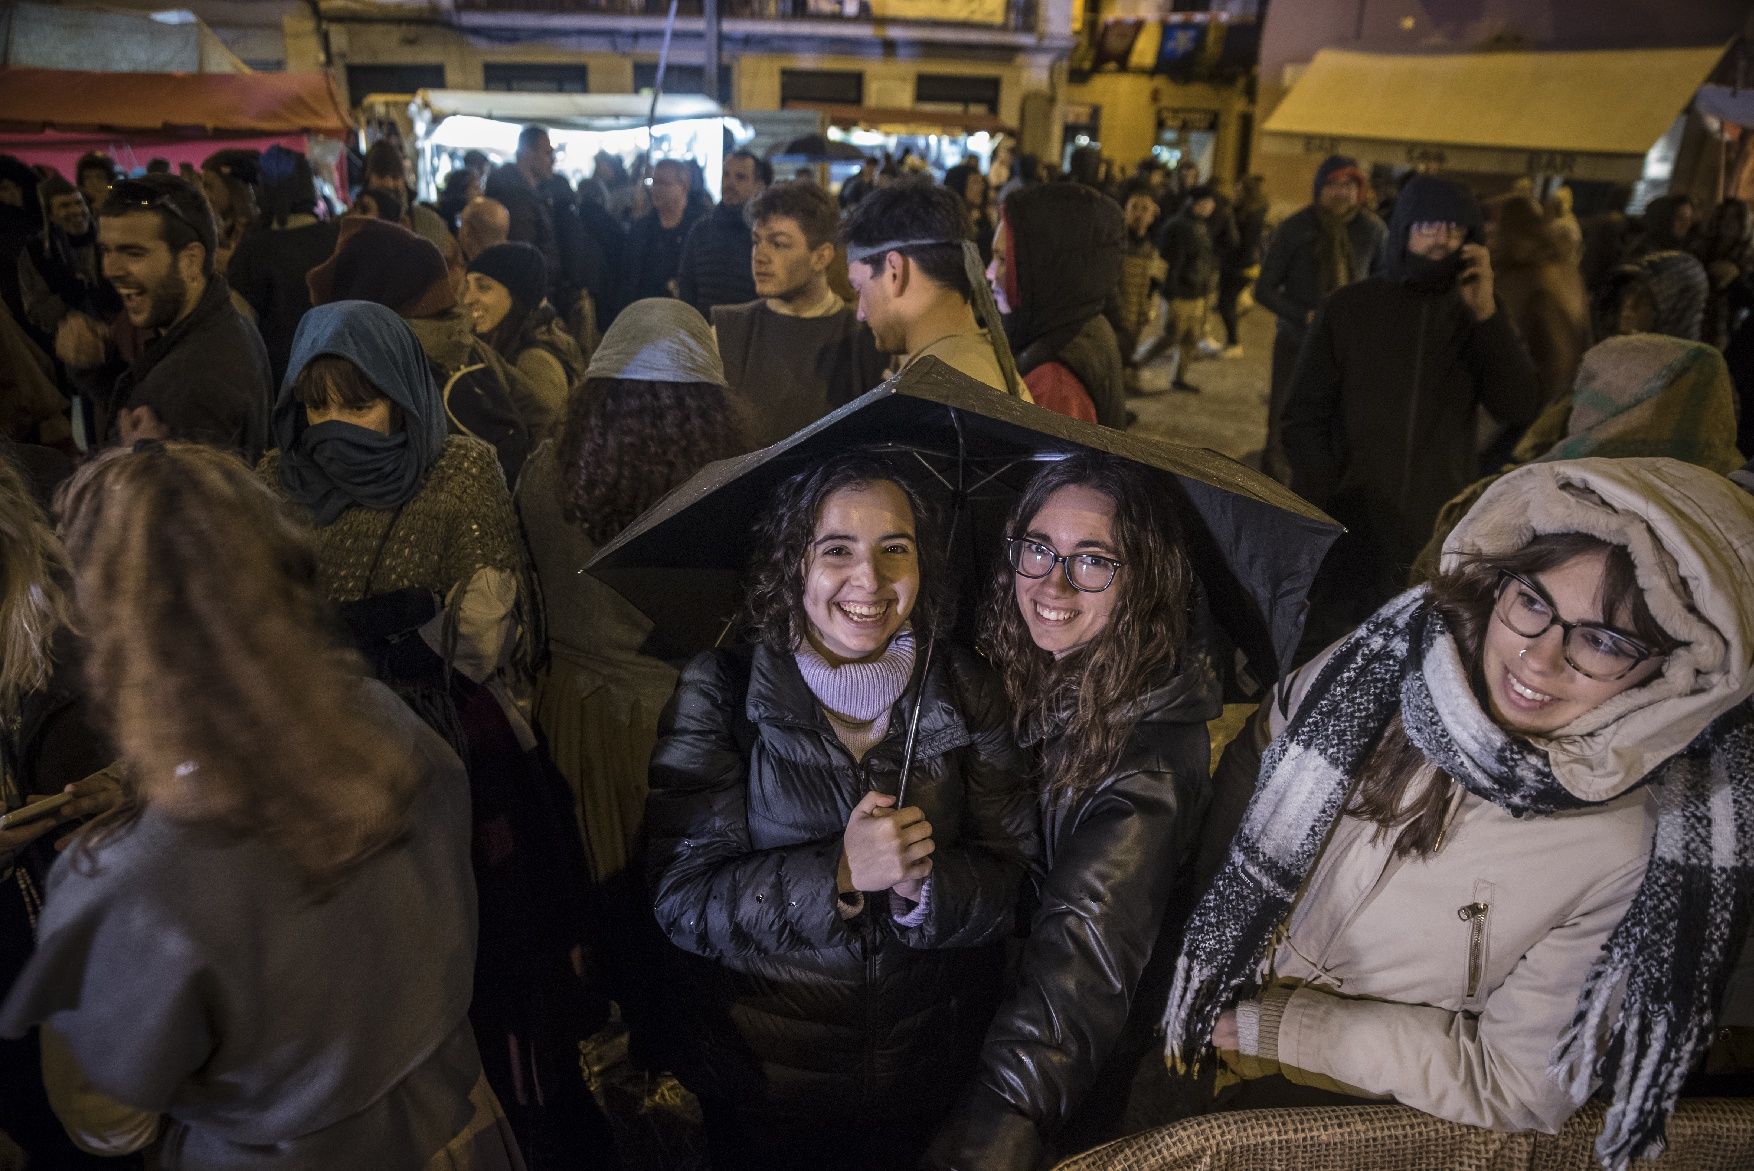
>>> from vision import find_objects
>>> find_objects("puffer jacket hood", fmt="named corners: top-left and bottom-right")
top-left (1442, 456), bottom-right (1754, 800)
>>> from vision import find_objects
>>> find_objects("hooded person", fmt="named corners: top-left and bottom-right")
top-left (228, 145), bottom-right (342, 388)
top-left (1177, 457), bottom-right (1754, 1171)
top-left (308, 216), bottom-right (539, 484)
top-left (463, 241), bottom-right (584, 427)
top-left (261, 300), bottom-right (616, 1168)
top-left (1631, 193), bottom-right (1697, 258)
top-left (1410, 334), bottom-right (1747, 581)
top-left (990, 183), bottom-right (1128, 427)
top-left (1255, 155), bottom-right (1389, 479)
top-left (1606, 250), bottom-right (1709, 342)
top-left (1486, 193), bottom-right (1592, 407)
top-left (1281, 174), bottom-right (1543, 650)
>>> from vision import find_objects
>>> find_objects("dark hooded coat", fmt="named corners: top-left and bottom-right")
top-left (1002, 184), bottom-right (1129, 430)
top-left (1281, 176), bottom-right (1543, 629)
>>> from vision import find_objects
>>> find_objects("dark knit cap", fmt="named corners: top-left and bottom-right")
top-left (467, 242), bottom-right (548, 309)
top-left (1312, 154), bottom-right (1368, 201)
top-left (307, 216), bottom-right (455, 319)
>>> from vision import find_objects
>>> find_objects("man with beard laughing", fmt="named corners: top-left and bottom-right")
top-left (71, 174), bottom-right (271, 460)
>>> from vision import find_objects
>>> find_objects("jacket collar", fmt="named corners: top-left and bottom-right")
top-left (132, 274), bottom-right (232, 382)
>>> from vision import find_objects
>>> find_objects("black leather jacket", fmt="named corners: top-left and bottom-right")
top-left (927, 651), bottom-right (1222, 1170)
top-left (645, 640), bottom-right (1039, 1126)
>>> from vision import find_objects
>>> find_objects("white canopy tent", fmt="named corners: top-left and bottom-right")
top-left (408, 89), bottom-right (744, 199)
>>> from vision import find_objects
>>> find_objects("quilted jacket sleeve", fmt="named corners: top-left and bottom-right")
top-left (645, 650), bottom-right (860, 959)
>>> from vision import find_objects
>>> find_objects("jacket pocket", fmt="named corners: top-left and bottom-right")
top-left (1457, 878), bottom-right (1497, 1007)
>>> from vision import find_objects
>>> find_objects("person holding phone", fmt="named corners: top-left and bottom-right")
top-left (1281, 174), bottom-right (1544, 653)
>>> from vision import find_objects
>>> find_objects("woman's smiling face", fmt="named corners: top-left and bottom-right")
top-left (1481, 550), bottom-right (1666, 736)
top-left (1014, 484), bottom-right (1121, 659)
top-left (800, 480), bottom-right (920, 665)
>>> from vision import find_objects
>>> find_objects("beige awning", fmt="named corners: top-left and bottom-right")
top-left (1261, 45), bottom-right (1726, 183)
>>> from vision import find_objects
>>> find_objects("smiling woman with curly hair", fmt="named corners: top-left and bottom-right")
top-left (0, 441), bottom-right (526, 1169)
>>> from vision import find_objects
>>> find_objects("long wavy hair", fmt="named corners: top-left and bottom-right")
top-left (980, 454), bottom-right (1193, 796)
top-left (58, 443), bottom-right (423, 890)
top-left (0, 459), bottom-right (71, 718)
top-left (1350, 531), bottom-right (1676, 858)
top-left (739, 451), bottom-right (948, 655)
top-left (555, 376), bottom-right (746, 548)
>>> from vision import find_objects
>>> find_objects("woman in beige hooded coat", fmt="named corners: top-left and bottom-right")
top-left (1172, 458), bottom-right (1754, 1171)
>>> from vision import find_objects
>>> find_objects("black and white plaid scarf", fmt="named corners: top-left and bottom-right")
top-left (1164, 588), bottom-right (1754, 1171)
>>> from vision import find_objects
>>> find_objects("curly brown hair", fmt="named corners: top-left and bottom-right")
top-left (739, 451), bottom-right (949, 655)
top-left (1349, 531), bottom-right (1676, 858)
top-left (57, 443), bottom-right (422, 889)
top-left (979, 454), bottom-right (1193, 796)
top-left (0, 457), bottom-right (71, 717)
top-left (554, 376), bottom-right (746, 547)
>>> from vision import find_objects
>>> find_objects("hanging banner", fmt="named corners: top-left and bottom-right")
top-left (871, 0), bottom-right (1008, 26)
top-left (1092, 18), bottom-right (1146, 71)
top-left (1154, 21), bottom-right (1207, 75)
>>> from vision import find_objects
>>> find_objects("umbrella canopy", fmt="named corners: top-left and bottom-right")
top-left (589, 358), bottom-right (1341, 696)
top-left (767, 133), bottom-right (868, 163)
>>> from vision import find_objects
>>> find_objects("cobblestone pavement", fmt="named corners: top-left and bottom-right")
top-left (1127, 297), bottom-right (1276, 467)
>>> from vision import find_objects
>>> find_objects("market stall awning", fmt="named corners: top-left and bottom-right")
top-left (1261, 45), bottom-right (1726, 183)
top-left (792, 103), bottom-right (1014, 136)
top-left (411, 90), bottom-right (727, 133)
top-left (0, 68), bottom-right (350, 137)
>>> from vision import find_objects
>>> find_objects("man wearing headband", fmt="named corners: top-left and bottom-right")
top-left (841, 178), bottom-right (1025, 399)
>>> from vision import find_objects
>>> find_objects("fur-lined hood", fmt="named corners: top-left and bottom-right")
top-left (1442, 457), bottom-right (1754, 800)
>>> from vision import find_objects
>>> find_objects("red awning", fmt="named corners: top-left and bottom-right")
top-left (791, 103), bottom-right (1014, 136)
top-left (0, 68), bottom-right (351, 138)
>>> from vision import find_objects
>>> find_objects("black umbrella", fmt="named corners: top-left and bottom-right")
top-left (767, 134), bottom-right (869, 164)
top-left (588, 357), bottom-right (1341, 699)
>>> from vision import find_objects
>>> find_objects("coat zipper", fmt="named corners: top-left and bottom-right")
top-left (1458, 901), bottom-right (1490, 999)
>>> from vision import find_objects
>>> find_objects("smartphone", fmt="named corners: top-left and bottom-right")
top-left (0, 790), bottom-right (75, 830)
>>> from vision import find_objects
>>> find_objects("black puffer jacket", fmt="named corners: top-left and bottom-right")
top-left (926, 651), bottom-right (1222, 1170)
top-left (645, 640), bottom-right (1038, 1130)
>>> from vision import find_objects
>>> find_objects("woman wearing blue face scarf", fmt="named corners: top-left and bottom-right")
top-left (261, 299), bottom-right (617, 1169)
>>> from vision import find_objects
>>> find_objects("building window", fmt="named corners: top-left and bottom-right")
top-left (633, 62), bottom-right (733, 98)
top-left (484, 63), bottom-right (590, 93)
top-left (914, 73), bottom-right (1001, 114)
top-left (343, 64), bottom-right (446, 105)
top-left (780, 69), bottom-right (864, 107)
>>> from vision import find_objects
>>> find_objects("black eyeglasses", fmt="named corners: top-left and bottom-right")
top-left (1005, 537), bottom-right (1123, 593)
top-left (109, 180), bottom-right (206, 242)
top-left (1493, 571), bottom-right (1663, 681)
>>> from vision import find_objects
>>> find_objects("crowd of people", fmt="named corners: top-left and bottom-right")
top-left (0, 124), bottom-right (1753, 1171)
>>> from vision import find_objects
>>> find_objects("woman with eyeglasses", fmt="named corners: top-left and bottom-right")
top-left (928, 452), bottom-right (1223, 1169)
top-left (1167, 458), bottom-right (1754, 1168)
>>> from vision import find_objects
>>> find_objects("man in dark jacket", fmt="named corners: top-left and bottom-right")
top-left (995, 182), bottom-right (1129, 428)
top-left (1255, 156), bottom-right (1388, 480)
top-left (678, 150), bottom-right (769, 317)
top-left (1282, 175), bottom-right (1543, 650)
top-left (484, 126), bottom-right (564, 297)
top-left (71, 174), bottom-right (270, 460)
top-left (1151, 184), bottom-right (1217, 393)
top-left (618, 158), bottom-right (703, 314)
